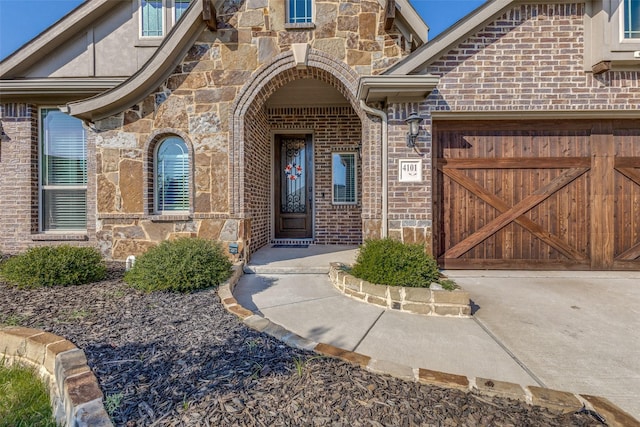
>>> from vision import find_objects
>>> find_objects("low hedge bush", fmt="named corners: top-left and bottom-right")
top-left (350, 238), bottom-right (440, 288)
top-left (124, 238), bottom-right (232, 293)
top-left (0, 246), bottom-right (106, 288)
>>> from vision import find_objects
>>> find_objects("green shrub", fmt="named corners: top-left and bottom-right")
top-left (438, 278), bottom-right (459, 291)
top-left (124, 238), bottom-right (232, 292)
top-left (0, 246), bottom-right (106, 288)
top-left (0, 360), bottom-right (56, 427)
top-left (350, 238), bottom-right (440, 288)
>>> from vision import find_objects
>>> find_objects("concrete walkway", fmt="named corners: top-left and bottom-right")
top-left (234, 245), bottom-right (640, 420)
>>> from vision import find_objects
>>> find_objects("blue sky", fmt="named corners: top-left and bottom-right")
top-left (0, 0), bottom-right (486, 61)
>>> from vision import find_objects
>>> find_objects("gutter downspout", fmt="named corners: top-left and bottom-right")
top-left (360, 100), bottom-right (388, 238)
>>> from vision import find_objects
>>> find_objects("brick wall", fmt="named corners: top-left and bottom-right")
top-left (0, 104), bottom-right (36, 253)
top-left (360, 113), bottom-right (382, 240)
top-left (0, 104), bottom-right (97, 255)
top-left (374, 103), bottom-right (434, 252)
top-left (268, 106), bottom-right (363, 245)
top-left (425, 3), bottom-right (640, 111)
top-left (2, 0), bottom-right (415, 257)
top-left (245, 106), bottom-right (271, 253)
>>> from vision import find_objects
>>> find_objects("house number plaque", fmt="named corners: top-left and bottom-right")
top-left (399, 159), bottom-right (422, 182)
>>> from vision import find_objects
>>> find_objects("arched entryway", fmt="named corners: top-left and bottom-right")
top-left (231, 49), bottom-right (368, 254)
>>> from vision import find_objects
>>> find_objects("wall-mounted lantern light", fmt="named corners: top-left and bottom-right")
top-left (0, 121), bottom-right (9, 142)
top-left (405, 112), bottom-right (422, 148)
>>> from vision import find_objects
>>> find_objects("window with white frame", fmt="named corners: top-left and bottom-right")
top-left (624, 0), bottom-right (640, 38)
top-left (287, 0), bottom-right (312, 24)
top-left (332, 152), bottom-right (357, 204)
top-left (140, 0), bottom-right (164, 37)
top-left (155, 137), bottom-right (190, 213)
top-left (174, 0), bottom-right (191, 23)
top-left (40, 109), bottom-right (87, 231)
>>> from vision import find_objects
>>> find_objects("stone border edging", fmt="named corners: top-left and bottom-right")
top-left (220, 263), bottom-right (640, 427)
top-left (329, 262), bottom-right (471, 317)
top-left (0, 327), bottom-right (113, 427)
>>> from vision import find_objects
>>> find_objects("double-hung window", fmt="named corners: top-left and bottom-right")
top-left (624, 0), bottom-right (640, 38)
top-left (40, 109), bottom-right (87, 231)
top-left (155, 137), bottom-right (190, 213)
top-left (332, 152), bottom-right (357, 205)
top-left (287, 0), bottom-right (312, 24)
top-left (140, 0), bottom-right (164, 37)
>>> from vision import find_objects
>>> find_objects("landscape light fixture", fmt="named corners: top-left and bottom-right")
top-left (405, 112), bottom-right (422, 148)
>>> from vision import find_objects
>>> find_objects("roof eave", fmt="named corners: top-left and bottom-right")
top-left (358, 74), bottom-right (440, 103)
top-left (64, 1), bottom-right (206, 121)
top-left (374, 0), bottom-right (429, 45)
top-left (396, 0), bottom-right (429, 45)
top-left (0, 78), bottom-right (125, 97)
top-left (0, 0), bottom-right (117, 78)
top-left (432, 109), bottom-right (640, 120)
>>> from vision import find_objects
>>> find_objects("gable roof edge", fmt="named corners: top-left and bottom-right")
top-left (64, 1), bottom-right (206, 121)
top-left (374, 0), bottom-right (429, 44)
top-left (0, 0), bottom-right (118, 78)
top-left (384, 0), bottom-right (516, 75)
top-left (396, 0), bottom-right (429, 45)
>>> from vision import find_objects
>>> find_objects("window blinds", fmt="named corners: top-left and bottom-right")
top-left (156, 137), bottom-right (189, 212)
top-left (332, 153), bottom-right (356, 204)
top-left (41, 109), bottom-right (87, 231)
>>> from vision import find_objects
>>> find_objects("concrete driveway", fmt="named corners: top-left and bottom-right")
top-left (445, 270), bottom-right (640, 420)
top-left (237, 246), bottom-right (640, 420)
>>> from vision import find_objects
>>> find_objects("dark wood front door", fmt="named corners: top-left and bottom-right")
top-left (275, 134), bottom-right (313, 239)
top-left (434, 120), bottom-right (640, 270)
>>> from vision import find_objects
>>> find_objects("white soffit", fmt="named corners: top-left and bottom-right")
top-left (358, 74), bottom-right (440, 103)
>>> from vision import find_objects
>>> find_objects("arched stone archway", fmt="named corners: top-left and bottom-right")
top-left (230, 49), bottom-right (372, 253)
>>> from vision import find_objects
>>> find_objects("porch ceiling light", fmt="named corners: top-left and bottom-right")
top-left (405, 112), bottom-right (422, 148)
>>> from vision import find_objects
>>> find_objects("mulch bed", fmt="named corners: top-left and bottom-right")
top-left (0, 262), bottom-right (602, 426)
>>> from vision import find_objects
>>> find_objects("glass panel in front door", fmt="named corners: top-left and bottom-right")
top-left (281, 137), bottom-right (306, 214)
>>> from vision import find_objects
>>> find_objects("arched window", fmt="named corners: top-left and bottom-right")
top-left (155, 137), bottom-right (189, 213)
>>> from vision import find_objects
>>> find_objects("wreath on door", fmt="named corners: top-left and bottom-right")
top-left (284, 163), bottom-right (303, 180)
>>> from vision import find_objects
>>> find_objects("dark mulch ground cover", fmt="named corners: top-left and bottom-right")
top-left (0, 263), bottom-right (602, 426)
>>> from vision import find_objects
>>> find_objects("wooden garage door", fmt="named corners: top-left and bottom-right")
top-left (434, 120), bottom-right (640, 270)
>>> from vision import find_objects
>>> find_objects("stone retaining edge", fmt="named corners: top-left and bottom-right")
top-left (221, 262), bottom-right (640, 427)
top-left (329, 262), bottom-right (472, 318)
top-left (0, 328), bottom-right (113, 427)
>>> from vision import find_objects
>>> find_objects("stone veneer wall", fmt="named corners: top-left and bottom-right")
top-left (0, 0), bottom-right (410, 258)
top-left (86, 0), bottom-right (410, 259)
top-left (381, 2), bottom-right (640, 255)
